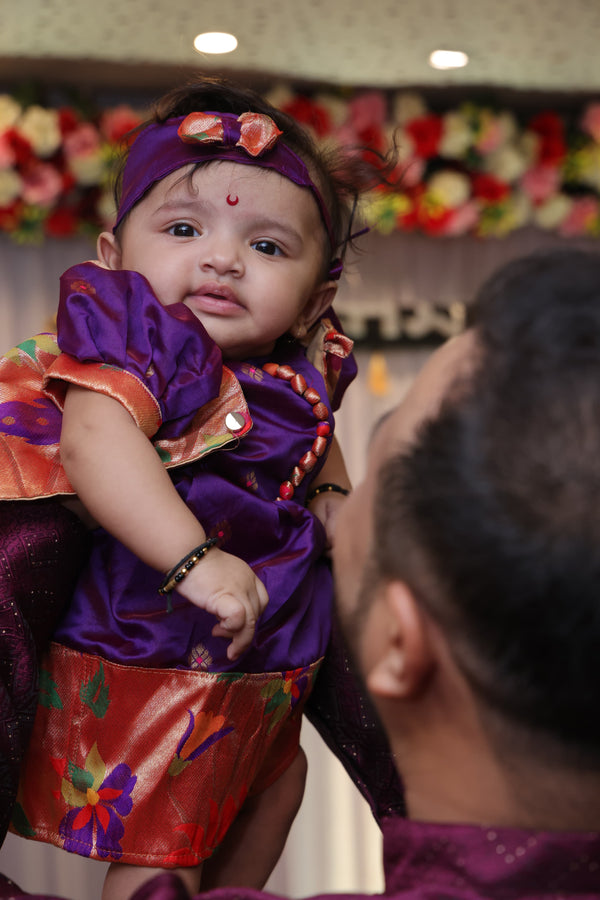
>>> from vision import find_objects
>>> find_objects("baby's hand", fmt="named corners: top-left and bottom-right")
top-left (308, 490), bottom-right (349, 554)
top-left (175, 548), bottom-right (269, 660)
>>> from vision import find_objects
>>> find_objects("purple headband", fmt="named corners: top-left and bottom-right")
top-left (114, 111), bottom-right (343, 279)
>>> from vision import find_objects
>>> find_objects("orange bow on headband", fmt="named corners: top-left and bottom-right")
top-left (178, 112), bottom-right (283, 157)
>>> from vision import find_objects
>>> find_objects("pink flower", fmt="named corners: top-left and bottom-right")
top-left (394, 155), bottom-right (426, 188)
top-left (63, 123), bottom-right (101, 161)
top-left (559, 196), bottom-right (599, 236)
top-left (581, 103), bottom-right (600, 143)
top-left (348, 91), bottom-right (387, 132)
top-left (100, 105), bottom-right (143, 144)
top-left (443, 201), bottom-right (480, 236)
top-left (475, 116), bottom-right (504, 155)
top-left (21, 162), bottom-right (63, 206)
top-left (519, 165), bottom-right (561, 204)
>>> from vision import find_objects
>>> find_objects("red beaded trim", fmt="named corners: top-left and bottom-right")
top-left (262, 362), bottom-right (331, 501)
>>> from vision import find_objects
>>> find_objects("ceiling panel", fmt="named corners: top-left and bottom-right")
top-left (1, 0), bottom-right (600, 92)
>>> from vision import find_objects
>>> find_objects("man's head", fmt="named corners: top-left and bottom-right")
top-left (335, 249), bottom-right (600, 774)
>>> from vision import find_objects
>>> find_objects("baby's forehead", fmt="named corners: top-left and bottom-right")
top-left (146, 160), bottom-right (326, 228)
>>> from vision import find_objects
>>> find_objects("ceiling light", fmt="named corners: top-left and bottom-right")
top-left (429, 49), bottom-right (469, 70)
top-left (193, 32), bottom-right (238, 54)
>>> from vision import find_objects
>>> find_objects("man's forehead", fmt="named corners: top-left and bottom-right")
top-left (368, 331), bottom-right (475, 474)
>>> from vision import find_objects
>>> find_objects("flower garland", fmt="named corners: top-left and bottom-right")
top-left (1, 86), bottom-right (599, 243)
top-left (0, 96), bottom-right (143, 243)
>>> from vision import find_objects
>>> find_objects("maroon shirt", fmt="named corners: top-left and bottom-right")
top-left (139, 815), bottom-right (600, 899)
top-left (3, 814), bottom-right (598, 900)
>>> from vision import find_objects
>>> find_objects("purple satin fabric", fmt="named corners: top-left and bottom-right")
top-left (53, 264), bottom-right (356, 673)
top-left (0, 500), bottom-right (90, 843)
top-left (58, 265), bottom-right (224, 432)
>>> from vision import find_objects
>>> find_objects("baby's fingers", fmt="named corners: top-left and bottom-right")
top-left (254, 577), bottom-right (269, 616)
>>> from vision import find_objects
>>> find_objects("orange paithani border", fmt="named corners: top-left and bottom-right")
top-left (13, 644), bottom-right (319, 867)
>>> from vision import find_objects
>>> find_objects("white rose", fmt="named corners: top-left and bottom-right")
top-left (392, 91), bottom-right (427, 126)
top-left (17, 106), bottom-right (61, 157)
top-left (391, 127), bottom-right (416, 162)
top-left (519, 131), bottom-right (540, 168)
top-left (534, 194), bottom-right (573, 229)
top-left (428, 170), bottom-right (471, 208)
top-left (0, 95), bottom-right (21, 131)
top-left (0, 168), bottom-right (22, 205)
top-left (68, 150), bottom-right (105, 186)
top-left (439, 111), bottom-right (472, 158)
top-left (314, 92), bottom-right (348, 128)
top-left (579, 146), bottom-right (600, 191)
top-left (97, 189), bottom-right (117, 227)
top-left (509, 190), bottom-right (533, 229)
top-left (497, 111), bottom-right (518, 145)
top-left (484, 144), bottom-right (529, 183)
top-left (262, 84), bottom-right (295, 110)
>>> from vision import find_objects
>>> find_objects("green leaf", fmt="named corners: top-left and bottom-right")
top-left (10, 802), bottom-right (36, 837)
top-left (79, 662), bottom-right (110, 718)
top-left (68, 761), bottom-right (94, 793)
top-left (15, 339), bottom-right (40, 366)
top-left (39, 669), bottom-right (63, 710)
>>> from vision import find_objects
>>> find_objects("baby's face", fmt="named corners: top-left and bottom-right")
top-left (109, 161), bottom-right (334, 358)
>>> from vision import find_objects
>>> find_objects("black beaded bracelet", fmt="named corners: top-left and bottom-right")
top-left (158, 538), bottom-right (219, 595)
top-left (306, 482), bottom-right (350, 505)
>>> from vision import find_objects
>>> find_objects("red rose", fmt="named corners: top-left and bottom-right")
top-left (405, 115), bottom-right (443, 159)
top-left (44, 206), bottom-right (78, 238)
top-left (58, 108), bottom-right (80, 137)
top-left (528, 112), bottom-right (566, 165)
top-left (471, 173), bottom-right (510, 203)
top-left (4, 128), bottom-right (34, 168)
top-left (0, 200), bottom-right (23, 233)
top-left (281, 96), bottom-right (332, 138)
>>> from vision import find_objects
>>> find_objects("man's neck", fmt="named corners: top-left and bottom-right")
top-left (388, 664), bottom-right (600, 832)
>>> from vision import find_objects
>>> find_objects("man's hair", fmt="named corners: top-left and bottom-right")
top-left (375, 249), bottom-right (600, 762)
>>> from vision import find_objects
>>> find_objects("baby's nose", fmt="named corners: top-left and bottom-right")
top-left (200, 239), bottom-right (243, 275)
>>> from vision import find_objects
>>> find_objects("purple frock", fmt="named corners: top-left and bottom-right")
top-left (50, 263), bottom-right (355, 674)
top-left (11, 262), bottom-right (368, 866)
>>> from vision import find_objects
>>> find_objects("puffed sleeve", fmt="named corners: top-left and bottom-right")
top-left (43, 262), bottom-right (223, 438)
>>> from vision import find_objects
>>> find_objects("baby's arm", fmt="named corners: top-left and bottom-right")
top-left (306, 435), bottom-right (352, 552)
top-left (61, 385), bottom-right (268, 658)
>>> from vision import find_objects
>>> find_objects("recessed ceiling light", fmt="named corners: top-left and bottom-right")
top-left (193, 32), bottom-right (238, 54)
top-left (429, 49), bottom-right (469, 70)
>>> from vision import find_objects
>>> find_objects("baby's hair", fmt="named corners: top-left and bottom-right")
top-left (112, 75), bottom-right (390, 270)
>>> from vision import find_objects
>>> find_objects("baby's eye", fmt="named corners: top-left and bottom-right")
top-left (168, 222), bottom-right (199, 238)
top-left (252, 239), bottom-right (283, 257)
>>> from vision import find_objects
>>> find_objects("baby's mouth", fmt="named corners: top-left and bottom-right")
top-left (189, 282), bottom-right (243, 312)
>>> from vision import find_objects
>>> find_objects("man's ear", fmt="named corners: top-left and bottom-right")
top-left (293, 281), bottom-right (338, 340)
top-left (366, 581), bottom-right (434, 701)
top-left (96, 231), bottom-right (123, 270)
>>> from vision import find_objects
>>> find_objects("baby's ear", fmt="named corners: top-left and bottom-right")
top-left (96, 231), bottom-right (123, 270)
top-left (293, 281), bottom-right (338, 339)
